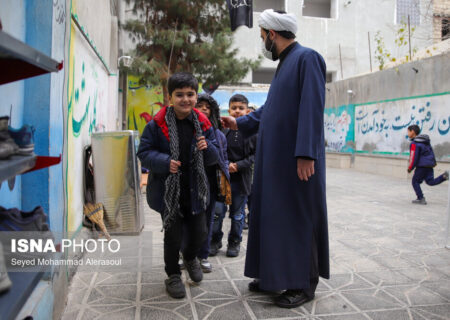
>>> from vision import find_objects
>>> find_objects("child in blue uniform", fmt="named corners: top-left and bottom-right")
top-left (407, 124), bottom-right (449, 204)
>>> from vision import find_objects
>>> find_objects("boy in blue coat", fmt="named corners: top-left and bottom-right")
top-left (137, 72), bottom-right (219, 298)
top-left (195, 93), bottom-right (231, 272)
top-left (407, 124), bottom-right (449, 204)
top-left (210, 94), bottom-right (257, 258)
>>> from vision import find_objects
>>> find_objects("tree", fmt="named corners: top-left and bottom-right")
top-left (122, 0), bottom-right (261, 104)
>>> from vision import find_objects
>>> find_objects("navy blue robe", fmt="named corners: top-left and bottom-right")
top-left (237, 43), bottom-right (329, 291)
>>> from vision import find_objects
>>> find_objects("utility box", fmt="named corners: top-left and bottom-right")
top-left (91, 130), bottom-right (144, 234)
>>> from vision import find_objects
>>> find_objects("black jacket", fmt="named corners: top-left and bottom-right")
top-left (224, 128), bottom-right (257, 195)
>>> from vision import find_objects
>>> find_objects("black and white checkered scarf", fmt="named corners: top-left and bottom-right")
top-left (163, 107), bottom-right (209, 230)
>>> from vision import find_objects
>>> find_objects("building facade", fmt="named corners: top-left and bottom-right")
top-left (233, 0), bottom-right (435, 83)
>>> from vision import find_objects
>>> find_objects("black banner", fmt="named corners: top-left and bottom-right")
top-left (227, 0), bottom-right (253, 31)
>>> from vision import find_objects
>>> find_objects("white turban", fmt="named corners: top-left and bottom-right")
top-left (258, 9), bottom-right (297, 35)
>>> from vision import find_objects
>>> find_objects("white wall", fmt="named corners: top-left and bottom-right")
top-left (233, 0), bottom-right (434, 83)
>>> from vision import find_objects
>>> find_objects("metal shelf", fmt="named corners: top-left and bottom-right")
top-left (0, 155), bottom-right (37, 183)
top-left (0, 154), bottom-right (61, 184)
top-left (0, 30), bottom-right (63, 85)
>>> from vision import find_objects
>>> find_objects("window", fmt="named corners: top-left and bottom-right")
top-left (302, 0), bottom-right (336, 19)
top-left (252, 68), bottom-right (276, 84)
top-left (254, 0), bottom-right (285, 13)
top-left (442, 18), bottom-right (450, 41)
top-left (396, 0), bottom-right (420, 25)
top-left (326, 71), bottom-right (336, 83)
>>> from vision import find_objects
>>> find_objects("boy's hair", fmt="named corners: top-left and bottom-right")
top-left (408, 124), bottom-right (421, 135)
top-left (168, 72), bottom-right (198, 96)
top-left (229, 94), bottom-right (249, 107)
top-left (262, 10), bottom-right (296, 40)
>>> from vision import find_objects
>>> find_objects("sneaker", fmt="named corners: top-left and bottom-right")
top-left (164, 274), bottom-right (186, 299)
top-left (8, 124), bottom-right (35, 155)
top-left (412, 198), bottom-right (427, 205)
top-left (0, 139), bottom-right (18, 159)
top-left (183, 258), bottom-right (203, 282)
top-left (0, 243), bottom-right (12, 294)
top-left (200, 259), bottom-right (212, 273)
top-left (208, 241), bottom-right (222, 257)
top-left (226, 241), bottom-right (240, 257)
top-left (0, 116), bottom-right (19, 159)
top-left (0, 206), bottom-right (49, 231)
top-left (443, 171), bottom-right (449, 181)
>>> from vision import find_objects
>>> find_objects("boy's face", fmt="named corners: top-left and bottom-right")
top-left (196, 101), bottom-right (211, 118)
top-left (407, 129), bottom-right (416, 139)
top-left (229, 101), bottom-right (248, 119)
top-left (170, 87), bottom-right (198, 119)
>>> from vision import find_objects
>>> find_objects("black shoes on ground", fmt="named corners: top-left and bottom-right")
top-left (208, 241), bottom-right (222, 256)
top-left (166, 257), bottom-right (204, 298)
top-left (165, 274), bottom-right (186, 299)
top-left (248, 280), bottom-right (314, 308)
top-left (209, 241), bottom-right (240, 257)
top-left (183, 258), bottom-right (203, 283)
top-left (248, 279), bottom-right (263, 292)
top-left (275, 290), bottom-right (314, 308)
top-left (412, 197), bottom-right (427, 205)
top-left (226, 241), bottom-right (240, 257)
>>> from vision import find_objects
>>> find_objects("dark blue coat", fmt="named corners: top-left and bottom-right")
top-left (408, 134), bottom-right (437, 171)
top-left (206, 128), bottom-right (231, 200)
top-left (237, 43), bottom-right (330, 291)
top-left (215, 129), bottom-right (230, 182)
top-left (137, 107), bottom-right (219, 215)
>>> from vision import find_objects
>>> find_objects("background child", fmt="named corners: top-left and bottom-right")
top-left (407, 124), bottom-right (449, 204)
top-left (137, 72), bottom-right (219, 298)
top-left (195, 93), bottom-right (231, 272)
top-left (210, 94), bottom-right (257, 257)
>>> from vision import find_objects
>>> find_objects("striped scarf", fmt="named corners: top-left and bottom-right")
top-left (163, 107), bottom-right (209, 230)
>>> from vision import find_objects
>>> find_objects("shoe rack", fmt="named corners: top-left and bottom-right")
top-left (0, 26), bottom-right (63, 320)
top-left (0, 28), bottom-right (63, 188)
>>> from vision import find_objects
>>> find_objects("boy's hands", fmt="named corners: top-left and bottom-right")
top-left (229, 162), bottom-right (238, 173)
top-left (196, 136), bottom-right (208, 151)
top-left (221, 116), bottom-right (238, 130)
top-left (169, 160), bottom-right (181, 174)
top-left (297, 158), bottom-right (315, 181)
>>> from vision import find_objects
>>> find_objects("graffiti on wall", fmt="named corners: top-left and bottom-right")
top-left (355, 94), bottom-right (450, 159)
top-left (66, 12), bottom-right (114, 231)
top-left (324, 105), bottom-right (355, 152)
top-left (127, 75), bottom-right (164, 135)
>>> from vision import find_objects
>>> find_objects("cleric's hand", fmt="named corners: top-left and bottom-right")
top-left (297, 158), bottom-right (315, 181)
top-left (221, 116), bottom-right (238, 130)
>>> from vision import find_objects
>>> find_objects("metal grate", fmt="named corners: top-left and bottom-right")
top-left (396, 0), bottom-right (421, 25)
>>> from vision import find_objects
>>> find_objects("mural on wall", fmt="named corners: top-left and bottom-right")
top-left (66, 9), bottom-right (114, 231)
top-left (126, 75), bottom-right (164, 136)
top-left (212, 90), bottom-right (268, 115)
top-left (355, 94), bottom-right (450, 159)
top-left (324, 105), bottom-right (355, 152)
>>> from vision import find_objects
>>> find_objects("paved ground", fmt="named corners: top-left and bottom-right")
top-left (62, 168), bottom-right (450, 320)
